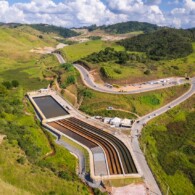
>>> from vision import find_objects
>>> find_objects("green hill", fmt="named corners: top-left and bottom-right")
top-left (0, 25), bottom-right (90, 194)
top-left (119, 29), bottom-right (193, 60)
top-left (0, 23), bottom-right (79, 38)
top-left (87, 21), bottom-right (159, 34)
top-left (29, 24), bottom-right (80, 38)
top-left (141, 95), bottom-right (195, 194)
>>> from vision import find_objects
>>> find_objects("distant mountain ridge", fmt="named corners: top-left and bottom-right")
top-left (1, 21), bottom-right (195, 40)
top-left (0, 23), bottom-right (80, 38)
top-left (83, 21), bottom-right (159, 34)
top-left (29, 24), bottom-right (80, 38)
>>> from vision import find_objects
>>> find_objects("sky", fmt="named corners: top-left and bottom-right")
top-left (0, 0), bottom-right (195, 29)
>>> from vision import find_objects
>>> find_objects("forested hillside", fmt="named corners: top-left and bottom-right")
top-left (29, 24), bottom-right (80, 38)
top-left (119, 29), bottom-right (193, 60)
top-left (87, 21), bottom-right (159, 34)
top-left (0, 23), bottom-right (79, 38)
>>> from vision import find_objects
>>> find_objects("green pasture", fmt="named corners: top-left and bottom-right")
top-left (99, 62), bottom-right (143, 80)
top-left (80, 84), bottom-right (190, 116)
top-left (61, 40), bottom-right (124, 62)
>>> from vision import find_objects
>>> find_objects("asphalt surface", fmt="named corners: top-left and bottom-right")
top-left (53, 53), bottom-right (66, 64)
top-left (54, 53), bottom-right (195, 194)
top-left (73, 64), bottom-right (187, 94)
top-left (54, 52), bottom-right (187, 95)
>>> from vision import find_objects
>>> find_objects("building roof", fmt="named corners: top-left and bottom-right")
top-left (121, 118), bottom-right (131, 126)
top-left (110, 117), bottom-right (121, 123)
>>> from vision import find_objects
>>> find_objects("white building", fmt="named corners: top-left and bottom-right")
top-left (110, 117), bottom-right (121, 127)
top-left (120, 118), bottom-right (132, 128)
top-left (103, 117), bottom-right (111, 124)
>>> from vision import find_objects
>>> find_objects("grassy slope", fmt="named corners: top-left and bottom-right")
top-left (0, 27), bottom-right (90, 194)
top-left (0, 26), bottom-right (57, 90)
top-left (67, 41), bottom-right (195, 84)
top-left (61, 40), bottom-right (124, 62)
top-left (61, 136), bottom-right (90, 172)
top-left (80, 84), bottom-right (190, 117)
top-left (0, 87), bottom-right (89, 195)
top-left (140, 95), bottom-right (195, 194)
top-left (88, 43), bottom-right (195, 83)
top-left (0, 141), bottom-right (88, 195)
top-left (0, 178), bottom-right (32, 195)
top-left (56, 64), bottom-right (190, 119)
top-left (157, 42), bottom-right (195, 77)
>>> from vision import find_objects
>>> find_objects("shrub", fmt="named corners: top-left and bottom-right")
top-left (17, 156), bottom-right (25, 165)
top-left (83, 89), bottom-right (93, 98)
top-left (114, 69), bottom-right (122, 74)
top-left (2, 81), bottom-right (12, 89)
top-left (58, 171), bottom-right (71, 181)
top-left (11, 80), bottom-right (19, 88)
top-left (66, 75), bottom-right (76, 85)
top-left (61, 63), bottom-right (74, 72)
top-left (171, 65), bottom-right (179, 70)
top-left (144, 70), bottom-right (151, 75)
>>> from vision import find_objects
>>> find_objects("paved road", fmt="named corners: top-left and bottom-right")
top-left (131, 78), bottom-right (195, 195)
top-left (73, 64), bottom-right (187, 94)
top-left (54, 53), bottom-right (66, 64)
top-left (54, 53), bottom-right (187, 95)
top-left (54, 53), bottom-right (195, 194)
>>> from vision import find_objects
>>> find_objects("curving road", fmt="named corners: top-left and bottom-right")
top-left (53, 53), bottom-right (66, 64)
top-left (54, 52), bottom-right (188, 95)
top-left (54, 53), bottom-right (195, 194)
top-left (73, 64), bottom-right (187, 94)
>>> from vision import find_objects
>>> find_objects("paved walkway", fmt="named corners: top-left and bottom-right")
top-left (56, 139), bottom-right (86, 174)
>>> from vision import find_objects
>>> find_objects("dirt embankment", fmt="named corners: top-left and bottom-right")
top-left (69, 29), bottom-right (135, 43)
top-left (0, 135), bottom-right (6, 145)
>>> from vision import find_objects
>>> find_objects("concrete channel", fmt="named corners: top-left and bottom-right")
top-left (27, 90), bottom-right (141, 182)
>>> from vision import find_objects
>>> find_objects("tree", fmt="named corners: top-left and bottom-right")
top-left (119, 28), bottom-right (193, 60)
top-left (83, 89), bottom-right (93, 98)
top-left (118, 51), bottom-right (128, 64)
top-left (61, 63), bottom-right (74, 72)
top-left (11, 80), bottom-right (19, 88)
top-left (144, 70), bottom-right (151, 75)
top-left (0, 84), bottom-right (7, 95)
top-left (2, 81), bottom-right (12, 89)
top-left (66, 75), bottom-right (75, 85)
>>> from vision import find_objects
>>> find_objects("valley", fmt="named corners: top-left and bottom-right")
top-left (0, 21), bottom-right (194, 195)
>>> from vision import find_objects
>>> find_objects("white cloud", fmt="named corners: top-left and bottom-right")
top-left (0, 0), bottom-right (126, 27)
top-left (145, 0), bottom-right (162, 5)
top-left (0, 0), bottom-right (194, 29)
top-left (105, 0), bottom-right (165, 25)
top-left (0, 1), bottom-right (25, 23)
top-left (169, 0), bottom-right (195, 28)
